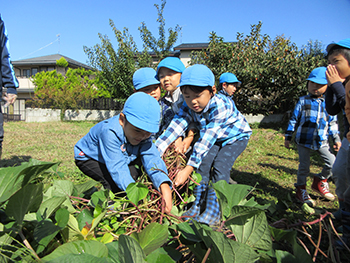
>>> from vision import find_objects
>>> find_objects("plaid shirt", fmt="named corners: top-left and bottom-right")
top-left (285, 94), bottom-right (341, 150)
top-left (156, 93), bottom-right (252, 169)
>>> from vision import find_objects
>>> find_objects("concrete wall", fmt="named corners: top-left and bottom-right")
top-left (23, 108), bottom-right (283, 124)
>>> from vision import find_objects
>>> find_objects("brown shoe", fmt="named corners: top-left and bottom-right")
top-left (296, 185), bottom-right (315, 207)
top-left (311, 176), bottom-right (335, 201)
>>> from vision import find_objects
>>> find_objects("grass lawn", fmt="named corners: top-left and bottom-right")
top-left (1, 120), bottom-right (347, 261)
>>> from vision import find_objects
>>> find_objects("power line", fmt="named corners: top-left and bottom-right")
top-left (17, 35), bottom-right (60, 59)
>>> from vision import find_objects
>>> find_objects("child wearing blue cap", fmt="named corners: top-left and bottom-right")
top-left (218, 72), bottom-right (241, 97)
top-left (156, 57), bottom-right (196, 152)
top-left (74, 92), bottom-right (172, 213)
top-left (156, 64), bottom-right (252, 225)
top-left (133, 67), bottom-right (161, 101)
top-left (326, 38), bottom-right (350, 249)
top-left (284, 67), bottom-right (341, 207)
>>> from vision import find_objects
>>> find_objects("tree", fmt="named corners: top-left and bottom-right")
top-left (190, 22), bottom-right (327, 115)
top-left (31, 68), bottom-right (108, 120)
top-left (84, 0), bottom-right (180, 101)
top-left (138, 0), bottom-right (181, 62)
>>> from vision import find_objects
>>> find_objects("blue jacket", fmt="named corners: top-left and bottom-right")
top-left (0, 14), bottom-right (18, 94)
top-left (74, 115), bottom-right (171, 191)
top-left (285, 94), bottom-right (341, 150)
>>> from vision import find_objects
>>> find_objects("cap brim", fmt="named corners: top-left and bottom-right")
top-left (126, 114), bottom-right (159, 133)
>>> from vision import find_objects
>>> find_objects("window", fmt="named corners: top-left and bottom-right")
top-left (48, 66), bottom-right (55, 71)
top-left (23, 69), bottom-right (30, 78)
top-left (32, 68), bottom-right (38, 76)
top-left (40, 66), bottom-right (47, 72)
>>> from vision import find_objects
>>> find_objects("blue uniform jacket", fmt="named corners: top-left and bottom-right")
top-left (74, 115), bottom-right (171, 191)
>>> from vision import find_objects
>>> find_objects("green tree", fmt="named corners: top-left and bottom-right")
top-left (31, 68), bottom-right (108, 120)
top-left (138, 0), bottom-right (181, 61)
top-left (190, 22), bottom-right (327, 115)
top-left (56, 57), bottom-right (69, 68)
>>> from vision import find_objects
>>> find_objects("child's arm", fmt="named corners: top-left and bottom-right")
top-left (174, 128), bottom-right (196, 154)
top-left (159, 182), bottom-right (172, 213)
top-left (284, 99), bottom-right (302, 147)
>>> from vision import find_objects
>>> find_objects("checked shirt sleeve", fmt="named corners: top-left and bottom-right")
top-left (285, 99), bottom-right (302, 141)
top-left (155, 104), bottom-right (192, 155)
top-left (327, 115), bottom-right (341, 144)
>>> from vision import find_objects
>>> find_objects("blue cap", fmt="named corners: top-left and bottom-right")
top-left (219, 72), bottom-right (241, 84)
top-left (156, 57), bottom-right (186, 76)
top-left (178, 64), bottom-right (215, 87)
top-left (122, 92), bottom-right (160, 133)
top-left (306, 67), bottom-right (327, 85)
top-left (327, 38), bottom-right (350, 53)
top-left (133, 68), bottom-right (160, 90)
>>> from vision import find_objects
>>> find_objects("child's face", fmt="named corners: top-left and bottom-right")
top-left (119, 114), bottom-right (152, 145)
top-left (157, 67), bottom-right (182, 94)
top-left (182, 86), bottom-right (215, 113)
top-left (223, 82), bottom-right (238, 96)
top-left (328, 53), bottom-right (350, 80)
top-left (307, 81), bottom-right (327, 97)
top-left (136, 84), bottom-right (161, 101)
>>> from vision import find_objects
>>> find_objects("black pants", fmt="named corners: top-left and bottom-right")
top-left (75, 158), bottom-right (141, 194)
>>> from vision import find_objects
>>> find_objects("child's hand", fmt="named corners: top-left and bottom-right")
top-left (326, 65), bottom-right (345, 85)
top-left (333, 142), bottom-right (342, 152)
top-left (159, 183), bottom-right (172, 214)
top-left (284, 140), bottom-right (290, 149)
top-left (174, 165), bottom-right (194, 186)
top-left (174, 137), bottom-right (184, 153)
top-left (182, 136), bottom-right (194, 153)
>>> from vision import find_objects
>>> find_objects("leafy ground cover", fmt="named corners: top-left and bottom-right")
top-left (0, 121), bottom-right (349, 262)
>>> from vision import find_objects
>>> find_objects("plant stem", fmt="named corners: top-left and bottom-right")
top-left (19, 230), bottom-right (41, 261)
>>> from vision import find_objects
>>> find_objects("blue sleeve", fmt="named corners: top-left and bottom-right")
top-left (325, 82), bottom-right (345, 115)
top-left (99, 128), bottom-right (135, 191)
top-left (285, 99), bottom-right (301, 141)
top-left (140, 141), bottom-right (172, 190)
top-left (327, 115), bottom-right (341, 143)
top-left (0, 15), bottom-right (19, 93)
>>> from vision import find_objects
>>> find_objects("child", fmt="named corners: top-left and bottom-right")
top-left (218, 72), bottom-right (241, 98)
top-left (156, 57), bottom-right (195, 153)
top-left (156, 64), bottom-right (252, 225)
top-left (327, 38), bottom-right (350, 249)
top-left (74, 92), bottom-right (172, 213)
top-left (284, 67), bottom-right (341, 207)
top-left (133, 67), bottom-right (161, 101)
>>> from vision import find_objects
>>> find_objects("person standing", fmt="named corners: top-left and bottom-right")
top-left (0, 14), bottom-right (19, 159)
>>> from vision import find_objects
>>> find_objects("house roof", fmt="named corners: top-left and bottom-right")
top-left (173, 43), bottom-right (209, 51)
top-left (12, 54), bottom-right (93, 70)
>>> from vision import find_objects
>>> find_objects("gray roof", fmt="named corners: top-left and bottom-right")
top-left (12, 54), bottom-right (93, 70)
top-left (174, 43), bottom-right (209, 50)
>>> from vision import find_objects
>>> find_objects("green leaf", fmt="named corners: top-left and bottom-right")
top-left (55, 208), bottom-right (70, 228)
top-left (39, 196), bottom-right (66, 219)
top-left (145, 248), bottom-right (175, 263)
top-left (42, 240), bottom-right (109, 262)
top-left (105, 241), bottom-right (121, 263)
top-left (130, 222), bottom-right (168, 255)
top-left (42, 253), bottom-right (111, 263)
top-left (74, 180), bottom-right (98, 196)
top-left (213, 181), bottom-right (266, 219)
top-left (225, 206), bottom-right (272, 251)
top-left (100, 233), bottom-right (114, 244)
top-left (0, 160), bottom-right (56, 203)
top-left (275, 250), bottom-right (296, 263)
top-left (6, 183), bottom-right (43, 226)
top-left (176, 222), bottom-right (202, 243)
top-left (193, 221), bottom-right (259, 263)
top-left (34, 219), bottom-right (61, 254)
top-left (126, 182), bottom-right (149, 205)
top-left (118, 235), bottom-right (146, 263)
top-left (77, 209), bottom-right (94, 231)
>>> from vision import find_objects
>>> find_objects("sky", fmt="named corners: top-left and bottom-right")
top-left (2, 0), bottom-right (350, 65)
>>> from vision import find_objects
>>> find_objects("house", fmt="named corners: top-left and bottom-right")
top-left (1, 54), bottom-right (93, 120)
top-left (174, 43), bottom-right (209, 66)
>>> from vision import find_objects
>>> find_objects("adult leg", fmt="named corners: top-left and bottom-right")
top-left (0, 112), bottom-right (3, 159)
top-left (211, 139), bottom-right (249, 183)
top-left (333, 138), bottom-right (349, 200)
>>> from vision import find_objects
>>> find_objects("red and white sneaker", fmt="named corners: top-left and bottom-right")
top-left (296, 185), bottom-right (315, 207)
top-left (311, 176), bottom-right (335, 201)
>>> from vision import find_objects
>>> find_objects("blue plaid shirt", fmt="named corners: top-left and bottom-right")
top-left (156, 93), bottom-right (252, 169)
top-left (285, 94), bottom-right (341, 150)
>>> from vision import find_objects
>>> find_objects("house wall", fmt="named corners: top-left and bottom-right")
top-left (179, 50), bottom-right (192, 67)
